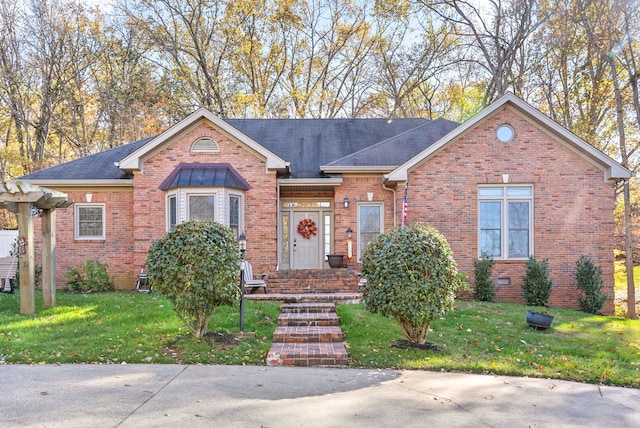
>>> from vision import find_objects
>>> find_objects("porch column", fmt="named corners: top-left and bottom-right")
top-left (42, 208), bottom-right (56, 307)
top-left (18, 203), bottom-right (35, 314)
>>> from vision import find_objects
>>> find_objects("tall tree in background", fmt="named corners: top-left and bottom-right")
top-left (222, 0), bottom-right (292, 117)
top-left (530, 1), bottom-right (614, 148)
top-left (284, 0), bottom-right (375, 118)
top-left (370, 1), bottom-right (457, 118)
top-left (92, 10), bottom-right (165, 147)
top-left (577, 0), bottom-right (639, 318)
top-left (0, 0), bottom-right (29, 176)
top-left (122, 0), bottom-right (234, 118)
top-left (424, 0), bottom-right (552, 105)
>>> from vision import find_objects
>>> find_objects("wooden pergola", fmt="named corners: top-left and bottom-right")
top-left (0, 181), bottom-right (72, 314)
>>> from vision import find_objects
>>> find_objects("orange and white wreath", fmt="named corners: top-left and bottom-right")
top-left (297, 218), bottom-right (318, 239)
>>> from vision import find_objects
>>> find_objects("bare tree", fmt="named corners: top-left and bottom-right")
top-left (423, 0), bottom-right (553, 105)
top-left (578, 0), bottom-right (640, 318)
top-left (122, 0), bottom-right (234, 117)
top-left (370, 2), bottom-right (457, 118)
top-left (0, 0), bottom-right (30, 174)
top-left (283, 0), bottom-right (376, 118)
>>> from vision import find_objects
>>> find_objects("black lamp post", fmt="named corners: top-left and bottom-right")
top-left (238, 232), bottom-right (247, 332)
top-left (346, 227), bottom-right (353, 268)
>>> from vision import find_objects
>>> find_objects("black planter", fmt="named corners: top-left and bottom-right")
top-left (526, 310), bottom-right (554, 330)
top-left (327, 254), bottom-right (346, 268)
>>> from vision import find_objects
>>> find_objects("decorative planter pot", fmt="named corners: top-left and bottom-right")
top-left (526, 310), bottom-right (554, 330)
top-left (327, 254), bottom-right (346, 269)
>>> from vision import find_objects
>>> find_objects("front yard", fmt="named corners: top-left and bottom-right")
top-left (1, 291), bottom-right (638, 388)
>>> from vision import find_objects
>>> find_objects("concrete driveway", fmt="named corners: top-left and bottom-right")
top-left (2, 364), bottom-right (639, 427)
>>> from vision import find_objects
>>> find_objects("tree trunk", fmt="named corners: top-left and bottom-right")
top-left (623, 181), bottom-right (637, 319)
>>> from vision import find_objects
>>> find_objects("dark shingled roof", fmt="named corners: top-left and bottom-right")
top-left (225, 118), bottom-right (433, 178)
top-left (159, 163), bottom-right (251, 190)
top-left (325, 118), bottom-right (460, 168)
top-left (20, 117), bottom-right (460, 181)
top-left (20, 136), bottom-right (155, 180)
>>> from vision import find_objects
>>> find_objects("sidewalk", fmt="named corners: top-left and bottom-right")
top-left (2, 364), bottom-right (639, 427)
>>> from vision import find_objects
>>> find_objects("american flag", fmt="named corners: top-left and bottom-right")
top-left (401, 185), bottom-right (408, 226)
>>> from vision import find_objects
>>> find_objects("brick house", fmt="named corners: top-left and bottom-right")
top-left (19, 93), bottom-right (631, 313)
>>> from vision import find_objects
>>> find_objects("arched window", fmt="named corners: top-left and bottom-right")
top-left (191, 137), bottom-right (219, 153)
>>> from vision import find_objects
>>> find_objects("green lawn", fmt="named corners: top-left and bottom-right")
top-left (338, 301), bottom-right (640, 388)
top-left (1, 291), bottom-right (638, 388)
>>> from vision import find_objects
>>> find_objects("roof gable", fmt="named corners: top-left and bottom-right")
top-left (386, 93), bottom-right (633, 183)
top-left (117, 108), bottom-right (288, 172)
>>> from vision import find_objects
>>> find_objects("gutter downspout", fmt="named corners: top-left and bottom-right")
top-left (382, 176), bottom-right (397, 228)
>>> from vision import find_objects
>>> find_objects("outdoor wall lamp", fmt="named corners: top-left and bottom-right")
top-left (343, 197), bottom-right (349, 208)
top-left (346, 227), bottom-right (352, 239)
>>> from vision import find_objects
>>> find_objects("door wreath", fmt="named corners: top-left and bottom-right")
top-left (297, 218), bottom-right (318, 239)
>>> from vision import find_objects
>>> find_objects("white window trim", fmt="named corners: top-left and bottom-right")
top-left (191, 137), bottom-right (220, 153)
top-left (357, 202), bottom-right (384, 261)
top-left (166, 187), bottom-right (244, 233)
top-left (478, 185), bottom-right (534, 260)
top-left (227, 192), bottom-right (242, 230)
top-left (75, 203), bottom-right (106, 240)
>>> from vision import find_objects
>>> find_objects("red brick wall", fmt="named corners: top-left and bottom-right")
top-left (32, 120), bottom-right (279, 290)
top-left (333, 176), bottom-right (397, 259)
top-left (30, 108), bottom-right (618, 315)
top-left (402, 106), bottom-right (617, 313)
top-left (31, 188), bottom-right (135, 289)
top-left (130, 120), bottom-right (279, 277)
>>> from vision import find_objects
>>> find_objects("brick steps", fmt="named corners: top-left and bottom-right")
top-left (272, 326), bottom-right (344, 343)
top-left (277, 312), bottom-right (340, 327)
top-left (266, 302), bottom-right (349, 367)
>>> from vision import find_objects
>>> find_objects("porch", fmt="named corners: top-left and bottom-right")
top-left (244, 268), bottom-right (362, 303)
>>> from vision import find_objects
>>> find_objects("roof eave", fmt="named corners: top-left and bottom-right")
top-left (19, 179), bottom-right (134, 188)
top-left (320, 165), bottom-right (395, 174)
top-left (278, 177), bottom-right (343, 186)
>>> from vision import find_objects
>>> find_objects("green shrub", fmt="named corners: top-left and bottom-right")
top-left (522, 256), bottom-right (552, 306)
top-left (575, 255), bottom-right (607, 314)
top-left (145, 221), bottom-right (240, 339)
top-left (473, 252), bottom-right (496, 302)
top-left (65, 260), bottom-right (113, 292)
top-left (360, 223), bottom-right (465, 345)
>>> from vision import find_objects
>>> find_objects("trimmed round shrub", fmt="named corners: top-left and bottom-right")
top-left (361, 223), bottom-right (465, 345)
top-left (146, 221), bottom-right (240, 338)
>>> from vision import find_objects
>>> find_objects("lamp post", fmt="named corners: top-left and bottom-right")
top-left (346, 227), bottom-right (353, 269)
top-left (238, 232), bottom-right (247, 332)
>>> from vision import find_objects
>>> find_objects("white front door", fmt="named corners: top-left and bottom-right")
top-left (292, 212), bottom-right (321, 269)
